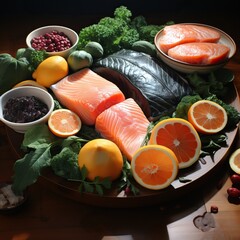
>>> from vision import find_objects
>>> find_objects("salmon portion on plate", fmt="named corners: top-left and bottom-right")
top-left (168, 42), bottom-right (230, 65)
top-left (95, 98), bottom-right (150, 161)
top-left (51, 68), bottom-right (125, 125)
top-left (159, 24), bottom-right (221, 53)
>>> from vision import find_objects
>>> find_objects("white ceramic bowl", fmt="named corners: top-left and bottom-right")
top-left (154, 23), bottom-right (236, 74)
top-left (0, 86), bottom-right (54, 133)
top-left (26, 25), bottom-right (79, 58)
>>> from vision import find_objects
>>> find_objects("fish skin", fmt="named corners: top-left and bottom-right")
top-left (168, 42), bottom-right (230, 65)
top-left (159, 24), bottom-right (221, 53)
top-left (50, 68), bottom-right (125, 125)
top-left (93, 49), bottom-right (194, 120)
top-left (95, 98), bottom-right (150, 161)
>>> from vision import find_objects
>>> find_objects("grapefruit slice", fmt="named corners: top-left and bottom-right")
top-left (131, 145), bottom-right (179, 190)
top-left (149, 118), bottom-right (201, 169)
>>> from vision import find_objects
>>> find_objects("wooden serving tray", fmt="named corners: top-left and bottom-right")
top-left (6, 84), bottom-right (240, 208)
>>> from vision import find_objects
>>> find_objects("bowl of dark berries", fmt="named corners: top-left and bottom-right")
top-left (0, 86), bottom-right (54, 133)
top-left (26, 25), bottom-right (79, 58)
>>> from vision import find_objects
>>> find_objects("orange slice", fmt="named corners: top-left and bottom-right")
top-left (188, 100), bottom-right (228, 134)
top-left (131, 145), bottom-right (179, 190)
top-left (48, 109), bottom-right (81, 138)
top-left (229, 148), bottom-right (240, 174)
top-left (149, 118), bottom-right (201, 169)
top-left (78, 139), bottom-right (124, 181)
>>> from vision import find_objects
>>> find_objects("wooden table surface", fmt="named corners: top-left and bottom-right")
top-left (0, 6), bottom-right (240, 240)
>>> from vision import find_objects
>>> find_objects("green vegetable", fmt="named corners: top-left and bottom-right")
top-left (50, 136), bottom-right (83, 180)
top-left (16, 47), bottom-right (48, 72)
top-left (0, 53), bottom-right (32, 94)
top-left (131, 40), bottom-right (156, 57)
top-left (77, 6), bottom-right (140, 55)
top-left (173, 94), bottom-right (202, 119)
top-left (67, 50), bottom-right (93, 72)
top-left (186, 68), bottom-right (234, 99)
top-left (137, 21), bottom-right (174, 43)
top-left (11, 123), bottom-right (106, 195)
top-left (84, 41), bottom-right (104, 59)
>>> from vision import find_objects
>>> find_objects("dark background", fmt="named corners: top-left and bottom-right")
top-left (3, 0), bottom-right (239, 16)
top-left (1, 0), bottom-right (239, 52)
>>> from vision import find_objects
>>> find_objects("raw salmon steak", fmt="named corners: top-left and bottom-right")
top-left (51, 68), bottom-right (125, 125)
top-left (168, 42), bottom-right (230, 64)
top-left (95, 98), bottom-right (150, 161)
top-left (159, 24), bottom-right (221, 53)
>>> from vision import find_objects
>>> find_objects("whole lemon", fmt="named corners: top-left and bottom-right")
top-left (78, 139), bottom-right (124, 181)
top-left (32, 56), bottom-right (68, 88)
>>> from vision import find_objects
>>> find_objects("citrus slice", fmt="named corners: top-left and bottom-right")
top-left (131, 145), bottom-right (179, 190)
top-left (48, 109), bottom-right (81, 138)
top-left (188, 100), bottom-right (228, 134)
top-left (13, 80), bottom-right (47, 91)
top-left (149, 118), bottom-right (201, 169)
top-left (78, 138), bottom-right (124, 181)
top-left (229, 148), bottom-right (240, 174)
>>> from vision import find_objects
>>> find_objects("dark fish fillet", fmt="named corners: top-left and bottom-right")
top-left (93, 49), bottom-right (193, 119)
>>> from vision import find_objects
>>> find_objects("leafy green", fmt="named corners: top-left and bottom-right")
top-left (0, 53), bottom-right (33, 94)
top-left (16, 47), bottom-right (48, 71)
top-left (77, 6), bottom-right (173, 56)
top-left (11, 124), bottom-right (89, 195)
top-left (138, 21), bottom-right (174, 43)
top-left (12, 146), bottom-right (52, 195)
top-left (50, 136), bottom-right (86, 180)
top-left (74, 166), bottom-right (112, 195)
top-left (200, 133), bottom-right (228, 159)
top-left (118, 158), bottom-right (139, 196)
top-left (186, 68), bottom-right (234, 99)
top-left (173, 94), bottom-right (202, 119)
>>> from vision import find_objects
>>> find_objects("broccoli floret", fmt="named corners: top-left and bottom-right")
top-left (29, 50), bottom-right (47, 70)
top-left (51, 147), bottom-right (81, 180)
top-left (50, 136), bottom-right (84, 180)
top-left (138, 21), bottom-right (175, 43)
top-left (77, 6), bottom-right (141, 55)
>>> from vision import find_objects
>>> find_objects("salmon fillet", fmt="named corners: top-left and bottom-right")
top-left (168, 42), bottom-right (230, 65)
top-left (95, 98), bottom-right (150, 161)
top-left (51, 68), bottom-right (125, 125)
top-left (159, 24), bottom-right (221, 53)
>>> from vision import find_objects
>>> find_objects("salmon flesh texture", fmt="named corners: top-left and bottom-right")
top-left (50, 68), bottom-right (125, 125)
top-left (95, 98), bottom-right (150, 161)
top-left (159, 24), bottom-right (221, 53)
top-left (168, 42), bottom-right (230, 64)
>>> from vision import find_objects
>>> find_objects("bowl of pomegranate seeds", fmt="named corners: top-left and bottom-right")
top-left (26, 25), bottom-right (79, 58)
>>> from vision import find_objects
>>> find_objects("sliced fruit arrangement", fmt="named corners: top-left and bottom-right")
top-left (131, 145), bottom-right (179, 190)
top-left (149, 118), bottom-right (201, 169)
